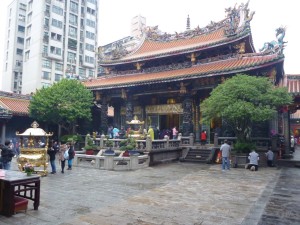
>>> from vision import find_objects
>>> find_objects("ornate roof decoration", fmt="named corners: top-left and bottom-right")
top-left (0, 105), bottom-right (13, 120)
top-left (99, 2), bottom-right (255, 63)
top-left (259, 26), bottom-right (287, 54)
top-left (86, 51), bottom-right (284, 90)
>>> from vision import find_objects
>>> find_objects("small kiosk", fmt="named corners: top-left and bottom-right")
top-left (16, 121), bottom-right (53, 176)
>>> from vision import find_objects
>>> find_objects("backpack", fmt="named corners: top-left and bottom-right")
top-left (63, 150), bottom-right (69, 160)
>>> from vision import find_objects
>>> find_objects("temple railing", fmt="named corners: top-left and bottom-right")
top-left (88, 133), bottom-right (194, 152)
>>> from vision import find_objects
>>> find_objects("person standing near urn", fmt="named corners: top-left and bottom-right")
top-left (0, 140), bottom-right (15, 170)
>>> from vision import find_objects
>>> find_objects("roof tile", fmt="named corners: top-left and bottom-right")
top-left (86, 53), bottom-right (283, 89)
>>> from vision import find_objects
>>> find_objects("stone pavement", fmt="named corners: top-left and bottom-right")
top-left (1, 152), bottom-right (300, 225)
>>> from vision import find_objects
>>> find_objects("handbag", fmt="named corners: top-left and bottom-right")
top-left (63, 150), bottom-right (69, 160)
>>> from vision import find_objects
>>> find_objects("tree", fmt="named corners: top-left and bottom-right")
top-left (201, 74), bottom-right (292, 142)
top-left (29, 79), bottom-right (94, 134)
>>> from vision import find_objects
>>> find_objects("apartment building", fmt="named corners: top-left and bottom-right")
top-left (2, 0), bottom-right (99, 94)
top-left (1, 0), bottom-right (27, 94)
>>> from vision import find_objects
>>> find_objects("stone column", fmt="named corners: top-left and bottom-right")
top-left (194, 98), bottom-right (200, 143)
top-left (125, 96), bottom-right (133, 130)
top-left (182, 96), bottom-right (193, 136)
top-left (100, 97), bottom-right (108, 135)
top-left (282, 110), bottom-right (290, 156)
top-left (114, 104), bottom-right (121, 128)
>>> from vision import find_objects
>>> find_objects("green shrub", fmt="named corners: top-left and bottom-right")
top-left (233, 141), bottom-right (255, 154)
top-left (60, 134), bottom-right (83, 143)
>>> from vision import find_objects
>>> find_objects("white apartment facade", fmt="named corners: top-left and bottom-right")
top-left (1, 0), bottom-right (27, 94)
top-left (2, 0), bottom-right (99, 94)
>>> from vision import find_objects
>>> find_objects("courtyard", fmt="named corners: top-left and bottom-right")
top-left (0, 154), bottom-right (300, 225)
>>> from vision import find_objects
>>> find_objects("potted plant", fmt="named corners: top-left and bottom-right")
top-left (103, 139), bottom-right (115, 155)
top-left (84, 134), bottom-right (97, 155)
top-left (119, 137), bottom-right (139, 155)
top-left (24, 163), bottom-right (34, 176)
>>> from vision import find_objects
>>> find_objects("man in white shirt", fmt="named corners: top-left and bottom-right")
top-left (246, 149), bottom-right (259, 171)
top-left (290, 136), bottom-right (295, 153)
top-left (220, 140), bottom-right (231, 171)
top-left (265, 148), bottom-right (274, 167)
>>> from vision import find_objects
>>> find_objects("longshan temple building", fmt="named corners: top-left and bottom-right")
top-left (2, 2), bottom-right (298, 149)
top-left (83, 2), bottom-right (287, 142)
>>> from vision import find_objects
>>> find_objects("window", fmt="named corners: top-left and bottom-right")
top-left (55, 63), bottom-right (63, 71)
top-left (85, 56), bottom-right (94, 64)
top-left (51, 32), bottom-right (62, 41)
top-left (28, 0), bottom-right (33, 11)
top-left (89, 70), bottom-right (94, 77)
top-left (87, 7), bottom-right (95, 15)
top-left (17, 37), bottom-right (24, 44)
top-left (52, 5), bottom-right (63, 15)
top-left (25, 51), bottom-right (30, 61)
top-left (26, 38), bottom-right (31, 48)
top-left (67, 52), bottom-right (76, 63)
top-left (19, 14), bottom-right (25, 22)
top-left (42, 59), bottom-right (52, 69)
top-left (42, 71), bottom-right (51, 80)
top-left (18, 25), bottom-right (25, 33)
top-left (85, 43), bottom-right (94, 51)
top-left (43, 45), bottom-right (48, 54)
top-left (45, 18), bottom-right (49, 27)
top-left (50, 46), bottom-right (62, 55)
top-left (27, 12), bottom-right (32, 23)
top-left (14, 72), bottom-right (18, 79)
top-left (16, 60), bottom-right (22, 67)
top-left (55, 73), bottom-right (62, 81)
top-left (79, 68), bottom-right (85, 76)
top-left (69, 26), bottom-right (77, 38)
top-left (70, 1), bottom-right (78, 13)
top-left (86, 31), bottom-right (95, 40)
top-left (52, 19), bottom-right (62, 29)
top-left (16, 48), bottom-right (23, 55)
top-left (86, 19), bottom-right (95, 28)
top-left (69, 14), bottom-right (78, 26)
top-left (27, 25), bottom-right (31, 35)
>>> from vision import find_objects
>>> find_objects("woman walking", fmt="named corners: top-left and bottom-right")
top-left (67, 143), bottom-right (75, 170)
top-left (58, 143), bottom-right (67, 173)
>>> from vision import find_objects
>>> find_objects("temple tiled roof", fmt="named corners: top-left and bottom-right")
top-left (0, 97), bottom-right (30, 116)
top-left (0, 92), bottom-right (30, 116)
top-left (85, 52), bottom-right (284, 90)
top-left (101, 28), bottom-right (251, 65)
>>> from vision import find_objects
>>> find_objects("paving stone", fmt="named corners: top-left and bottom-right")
top-left (1, 155), bottom-right (300, 225)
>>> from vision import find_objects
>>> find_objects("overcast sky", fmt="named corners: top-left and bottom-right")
top-left (1, 0), bottom-right (299, 76)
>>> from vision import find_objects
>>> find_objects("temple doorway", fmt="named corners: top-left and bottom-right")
top-left (159, 114), bottom-right (180, 131)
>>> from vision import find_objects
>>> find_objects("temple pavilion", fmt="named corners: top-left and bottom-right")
top-left (83, 3), bottom-right (287, 143)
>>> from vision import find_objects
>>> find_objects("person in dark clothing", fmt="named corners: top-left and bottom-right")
top-left (67, 143), bottom-right (75, 170)
top-left (47, 141), bottom-right (59, 174)
top-left (0, 140), bottom-right (15, 170)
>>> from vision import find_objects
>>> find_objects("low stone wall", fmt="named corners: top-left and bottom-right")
top-left (73, 154), bottom-right (149, 171)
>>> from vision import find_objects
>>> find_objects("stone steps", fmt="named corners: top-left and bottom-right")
top-left (184, 148), bottom-right (212, 163)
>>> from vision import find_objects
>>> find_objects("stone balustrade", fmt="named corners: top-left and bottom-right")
top-left (73, 154), bottom-right (150, 171)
